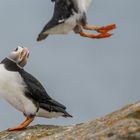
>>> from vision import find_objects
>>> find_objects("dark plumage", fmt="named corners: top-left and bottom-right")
top-left (19, 68), bottom-right (71, 116)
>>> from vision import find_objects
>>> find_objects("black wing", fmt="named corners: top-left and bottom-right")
top-left (40, 102), bottom-right (72, 117)
top-left (40, 0), bottom-right (78, 32)
top-left (19, 69), bottom-right (66, 110)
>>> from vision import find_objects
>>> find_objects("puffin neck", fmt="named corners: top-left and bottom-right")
top-left (1, 57), bottom-right (23, 72)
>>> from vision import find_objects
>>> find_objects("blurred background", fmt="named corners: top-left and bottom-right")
top-left (0, 0), bottom-right (140, 131)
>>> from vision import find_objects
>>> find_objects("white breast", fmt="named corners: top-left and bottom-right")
top-left (44, 14), bottom-right (79, 35)
top-left (0, 64), bottom-right (37, 116)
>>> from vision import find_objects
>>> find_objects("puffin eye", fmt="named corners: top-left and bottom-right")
top-left (14, 48), bottom-right (18, 51)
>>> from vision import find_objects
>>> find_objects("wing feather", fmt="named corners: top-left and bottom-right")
top-left (19, 69), bottom-right (66, 110)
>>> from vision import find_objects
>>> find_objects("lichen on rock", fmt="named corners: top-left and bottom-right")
top-left (1, 101), bottom-right (140, 140)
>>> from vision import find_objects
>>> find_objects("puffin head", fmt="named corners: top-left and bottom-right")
top-left (8, 46), bottom-right (30, 68)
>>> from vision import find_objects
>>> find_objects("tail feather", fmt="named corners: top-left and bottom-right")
top-left (40, 102), bottom-right (72, 118)
top-left (48, 99), bottom-right (66, 110)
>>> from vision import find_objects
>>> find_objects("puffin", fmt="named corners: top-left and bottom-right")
top-left (0, 46), bottom-right (72, 131)
top-left (37, 0), bottom-right (116, 41)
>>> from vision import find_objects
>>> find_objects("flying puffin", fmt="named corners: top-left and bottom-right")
top-left (0, 46), bottom-right (72, 131)
top-left (37, 0), bottom-right (116, 41)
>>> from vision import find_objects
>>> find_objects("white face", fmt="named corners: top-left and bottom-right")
top-left (8, 46), bottom-right (30, 68)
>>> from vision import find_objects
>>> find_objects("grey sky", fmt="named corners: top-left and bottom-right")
top-left (0, 0), bottom-right (140, 131)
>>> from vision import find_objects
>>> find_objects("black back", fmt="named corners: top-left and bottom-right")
top-left (19, 69), bottom-right (73, 116)
top-left (19, 69), bottom-right (67, 109)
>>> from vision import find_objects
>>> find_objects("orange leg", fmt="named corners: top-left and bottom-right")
top-left (80, 31), bottom-right (112, 39)
top-left (8, 116), bottom-right (34, 131)
top-left (83, 24), bottom-right (116, 33)
top-left (83, 25), bottom-right (99, 30)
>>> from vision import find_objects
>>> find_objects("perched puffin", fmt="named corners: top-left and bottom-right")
top-left (37, 0), bottom-right (116, 41)
top-left (0, 46), bottom-right (72, 131)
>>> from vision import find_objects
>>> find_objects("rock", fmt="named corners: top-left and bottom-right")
top-left (0, 101), bottom-right (140, 140)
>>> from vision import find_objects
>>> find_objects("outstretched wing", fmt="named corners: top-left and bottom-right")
top-left (19, 69), bottom-right (66, 110)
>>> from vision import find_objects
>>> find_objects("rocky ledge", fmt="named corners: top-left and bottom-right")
top-left (0, 101), bottom-right (140, 140)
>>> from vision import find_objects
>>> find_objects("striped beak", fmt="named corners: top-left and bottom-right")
top-left (17, 47), bottom-right (29, 67)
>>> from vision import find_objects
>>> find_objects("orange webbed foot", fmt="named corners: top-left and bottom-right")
top-left (96, 24), bottom-right (116, 33)
top-left (95, 33), bottom-right (113, 39)
top-left (80, 32), bottom-right (112, 39)
top-left (8, 116), bottom-right (33, 131)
